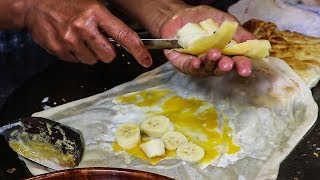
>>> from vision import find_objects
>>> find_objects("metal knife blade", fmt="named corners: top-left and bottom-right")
top-left (108, 38), bottom-right (181, 49)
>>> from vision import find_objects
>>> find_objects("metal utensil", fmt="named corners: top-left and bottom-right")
top-left (0, 117), bottom-right (84, 170)
top-left (108, 38), bottom-right (181, 49)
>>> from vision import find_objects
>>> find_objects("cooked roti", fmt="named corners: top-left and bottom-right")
top-left (243, 19), bottom-right (320, 88)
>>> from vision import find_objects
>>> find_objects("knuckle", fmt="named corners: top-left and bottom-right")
top-left (117, 28), bottom-right (133, 42)
top-left (73, 19), bottom-right (88, 31)
top-left (63, 32), bottom-right (76, 45)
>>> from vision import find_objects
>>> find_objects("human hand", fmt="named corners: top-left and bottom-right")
top-left (160, 5), bottom-right (256, 77)
top-left (23, 0), bottom-right (152, 66)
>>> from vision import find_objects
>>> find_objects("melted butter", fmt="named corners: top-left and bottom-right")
top-left (113, 143), bottom-right (175, 165)
top-left (118, 90), bottom-right (170, 107)
top-left (222, 122), bottom-right (241, 154)
top-left (9, 139), bottom-right (76, 167)
top-left (115, 90), bottom-right (240, 165)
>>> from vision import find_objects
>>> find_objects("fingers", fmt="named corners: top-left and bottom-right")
top-left (76, 21), bottom-right (116, 63)
top-left (164, 49), bottom-right (205, 76)
top-left (232, 56), bottom-right (252, 77)
top-left (38, 21), bottom-right (79, 63)
top-left (199, 49), bottom-right (221, 72)
top-left (97, 9), bottom-right (152, 67)
top-left (165, 48), bottom-right (252, 78)
top-left (64, 29), bottom-right (98, 65)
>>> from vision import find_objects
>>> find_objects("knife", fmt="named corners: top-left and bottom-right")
top-left (108, 38), bottom-right (181, 49)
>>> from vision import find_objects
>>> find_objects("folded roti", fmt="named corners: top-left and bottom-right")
top-left (23, 56), bottom-right (317, 180)
top-left (228, 0), bottom-right (320, 37)
top-left (243, 19), bottom-right (320, 88)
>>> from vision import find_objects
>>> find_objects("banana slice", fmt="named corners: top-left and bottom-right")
top-left (176, 142), bottom-right (205, 163)
top-left (139, 139), bottom-right (165, 158)
top-left (115, 123), bottom-right (141, 149)
top-left (140, 115), bottom-right (174, 137)
top-left (222, 40), bottom-right (271, 59)
top-left (162, 131), bottom-right (188, 150)
top-left (199, 19), bottom-right (218, 34)
top-left (176, 23), bottom-right (208, 49)
top-left (176, 20), bottom-right (238, 55)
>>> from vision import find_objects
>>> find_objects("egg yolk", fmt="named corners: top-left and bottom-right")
top-left (115, 90), bottom-right (240, 166)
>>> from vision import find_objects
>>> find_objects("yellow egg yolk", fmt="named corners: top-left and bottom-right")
top-left (114, 90), bottom-right (240, 165)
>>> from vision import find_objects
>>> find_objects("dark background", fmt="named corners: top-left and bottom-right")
top-left (0, 1), bottom-right (319, 179)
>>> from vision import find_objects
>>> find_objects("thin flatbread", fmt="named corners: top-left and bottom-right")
top-left (22, 57), bottom-right (317, 180)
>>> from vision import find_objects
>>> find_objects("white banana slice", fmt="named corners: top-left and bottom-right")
top-left (176, 23), bottom-right (208, 38)
top-left (162, 131), bottom-right (188, 150)
top-left (139, 139), bottom-right (165, 158)
top-left (140, 115), bottom-right (174, 137)
top-left (176, 20), bottom-right (238, 55)
top-left (176, 142), bottom-right (205, 163)
top-left (222, 39), bottom-right (271, 59)
top-left (199, 19), bottom-right (218, 34)
top-left (115, 123), bottom-right (141, 149)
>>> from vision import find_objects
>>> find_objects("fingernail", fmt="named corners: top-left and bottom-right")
top-left (142, 57), bottom-right (152, 67)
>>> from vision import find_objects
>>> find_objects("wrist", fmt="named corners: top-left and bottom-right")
top-left (109, 0), bottom-right (191, 38)
top-left (144, 1), bottom-right (190, 38)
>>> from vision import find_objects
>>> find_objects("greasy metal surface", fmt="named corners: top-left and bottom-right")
top-left (11, 117), bottom-right (84, 169)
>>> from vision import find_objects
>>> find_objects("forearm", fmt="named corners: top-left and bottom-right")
top-left (109, 0), bottom-right (190, 38)
top-left (0, 0), bottom-right (31, 30)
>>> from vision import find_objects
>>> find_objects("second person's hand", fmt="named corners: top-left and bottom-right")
top-left (160, 5), bottom-right (256, 77)
top-left (23, 0), bottom-right (152, 66)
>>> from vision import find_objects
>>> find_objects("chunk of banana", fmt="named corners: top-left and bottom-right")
top-left (199, 19), bottom-right (218, 34)
top-left (162, 131), bottom-right (188, 150)
top-left (140, 115), bottom-right (174, 137)
top-left (115, 123), bottom-right (141, 149)
top-left (222, 40), bottom-right (271, 59)
top-left (175, 18), bottom-right (271, 60)
top-left (139, 139), bottom-right (165, 158)
top-left (176, 20), bottom-right (238, 55)
top-left (176, 142), bottom-right (205, 163)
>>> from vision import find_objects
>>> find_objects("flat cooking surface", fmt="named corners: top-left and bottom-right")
top-left (0, 44), bottom-right (319, 179)
top-left (0, 1), bottom-right (319, 179)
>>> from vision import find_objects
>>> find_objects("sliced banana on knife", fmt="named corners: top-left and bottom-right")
top-left (162, 131), bottom-right (188, 150)
top-left (140, 115), bottom-right (174, 137)
top-left (115, 123), bottom-right (141, 149)
top-left (176, 142), bottom-right (205, 163)
top-left (139, 139), bottom-right (165, 158)
top-left (175, 18), bottom-right (271, 59)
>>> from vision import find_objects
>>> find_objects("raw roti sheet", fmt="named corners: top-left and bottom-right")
top-left (24, 57), bottom-right (317, 180)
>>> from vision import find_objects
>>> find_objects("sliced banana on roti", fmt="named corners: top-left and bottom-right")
top-left (139, 139), bottom-right (165, 158)
top-left (175, 19), bottom-right (271, 59)
top-left (140, 115), bottom-right (174, 137)
top-left (176, 142), bottom-right (205, 163)
top-left (115, 123), bottom-right (141, 149)
top-left (162, 131), bottom-right (188, 150)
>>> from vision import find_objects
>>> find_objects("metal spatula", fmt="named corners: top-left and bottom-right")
top-left (0, 117), bottom-right (84, 170)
